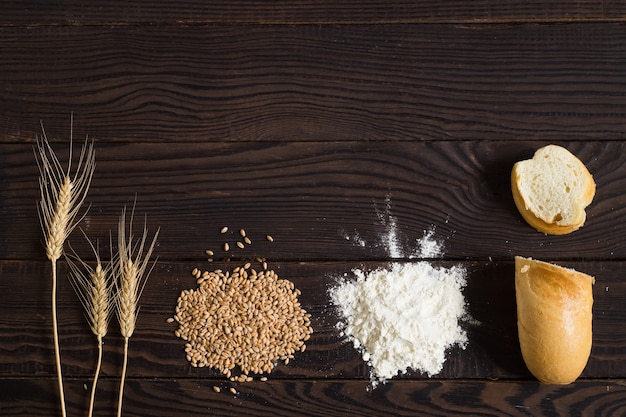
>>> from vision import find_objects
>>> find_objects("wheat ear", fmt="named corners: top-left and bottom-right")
top-left (114, 204), bottom-right (159, 417)
top-left (35, 117), bottom-right (96, 417)
top-left (65, 236), bottom-right (113, 417)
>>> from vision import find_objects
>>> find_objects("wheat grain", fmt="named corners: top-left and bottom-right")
top-left (173, 265), bottom-right (313, 382)
top-left (35, 116), bottom-right (96, 417)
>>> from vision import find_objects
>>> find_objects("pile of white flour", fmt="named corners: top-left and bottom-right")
top-left (332, 199), bottom-right (468, 387)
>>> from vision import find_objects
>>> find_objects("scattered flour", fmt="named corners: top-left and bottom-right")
top-left (413, 228), bottom-right (443, 259)
top-left (331, 195), bottom-right (467, 388)
top-left (374, 195), bottom-right (403, 258)
top-left (368, 194), bottom-right (445, 259)
top-left (339, 228), bottom-right (367, 248)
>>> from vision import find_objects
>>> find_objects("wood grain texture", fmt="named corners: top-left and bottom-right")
top-left (2, 23), bottom-right (626, 143)
top-left (1, 1), bottom-right (626, 26)
top-left (1, 141), bottom-right (625, 261)
top-left (4, 1), bottom-right (626, 415)
top-left (1, 378), bottom-right (626, 417)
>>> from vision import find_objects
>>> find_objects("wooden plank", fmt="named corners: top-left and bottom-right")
top-left (0, 259), bottom-right (624, 380)
top-left (3, 2), bottom-right (626, 416)
top-left (2, 377), bottom-right (626, 416)
top-left (1, 141), bottom-right (624, 261)
top-left (2, 1), bottom-right (626, 26)
top-left (2, 23), bottom-right (626, 143)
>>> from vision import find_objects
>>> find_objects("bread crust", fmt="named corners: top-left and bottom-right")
top-left (515, 256), bottom-right (594, 384)
top-left (511, 145), bottom-right (595, 235)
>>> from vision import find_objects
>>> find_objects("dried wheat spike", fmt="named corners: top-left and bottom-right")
top-left (113, 203), bottom-right (159, 417)
top-left (36, 122), bottom-right (95, 262)
top-left (65, 235), bottom-right (113, 417)
top-left (114, 205), bottom-right (159, 338)
top-left (34, 116), bottom-right (96, 417)
top-left (66, 236), bottom-right (113, 339)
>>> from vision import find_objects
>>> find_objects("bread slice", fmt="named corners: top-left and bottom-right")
top-left (515, 256), bottom-right (594, 384)
top-left (511, 145), bottom-right (595, 235)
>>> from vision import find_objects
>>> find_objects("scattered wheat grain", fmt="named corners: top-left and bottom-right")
top-left (221, 226), bottom-right (229, 234)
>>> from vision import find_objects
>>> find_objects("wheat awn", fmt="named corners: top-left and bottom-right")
top-left (35, 117), bottom-right (95, 417)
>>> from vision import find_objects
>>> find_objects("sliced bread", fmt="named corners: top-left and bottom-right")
top-left (511, 145), bottom-right (595, 235)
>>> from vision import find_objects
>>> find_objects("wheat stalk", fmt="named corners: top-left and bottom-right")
top-left (35, 116), bottom-right (96, 417)
top-left (113, 204), bottom-right (159, 417)
top-left (65, 235), bottom-right (113, 417)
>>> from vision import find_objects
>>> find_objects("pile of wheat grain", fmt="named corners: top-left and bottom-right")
top-left (173, 263), bottom-right (312, 382)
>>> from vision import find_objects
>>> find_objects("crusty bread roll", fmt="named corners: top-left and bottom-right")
top-left (515, 256), bottom-right (594, 384)
top-left (511, 145), bottom-right (595, 235)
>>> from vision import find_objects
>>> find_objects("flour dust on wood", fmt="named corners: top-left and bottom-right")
top-left (331, 195), bottom-right (468, 388)
top-left (341, 194), bottom-right (445, 259)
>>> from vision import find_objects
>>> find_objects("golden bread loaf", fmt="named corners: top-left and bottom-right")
top-left (515, 256), bottom-right (594, 384)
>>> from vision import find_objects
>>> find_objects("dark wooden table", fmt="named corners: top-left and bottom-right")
top-left (3, 2), bottom-right (626, 416)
